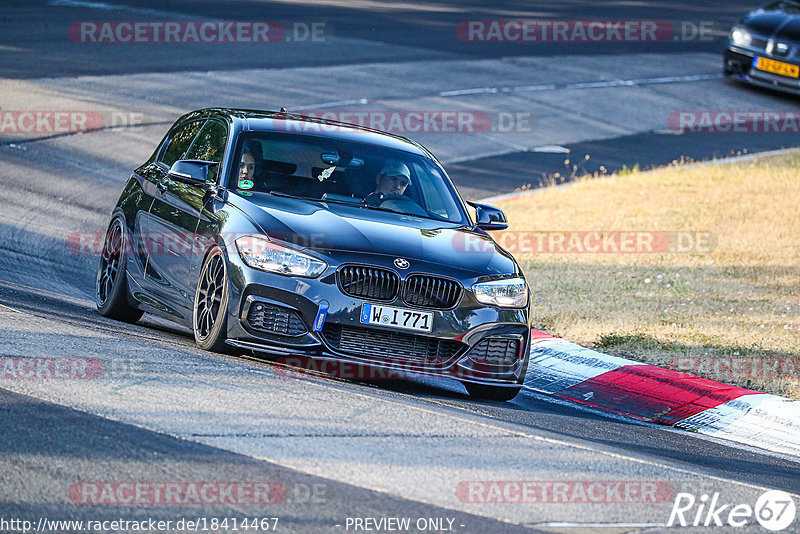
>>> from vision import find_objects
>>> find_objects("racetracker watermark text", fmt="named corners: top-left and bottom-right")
top-left (457, 480), bottom-right (674, 503)
top-left (69, 21), bottom-right (328, 43)
top-left (69, 482), bottom-right (287, 505)
top-left (669, 356), bottom-right (800, 380)
top-left (0, 111), bottom-right (142, 134)
top-left (270, 356), bottom-right (522, 382)
top-left (0, 357), bottom-right (154, 380)
top-left (668, 111), bottom-right (800, 134)
top-left (68, 232), bottom-right (329, 256)
top-left (456, 20), bottom-right (715, 42)
top-left (272, 110), bottom-right (532, 134)
top-left (454, 231), bottom-right (717, 254)
top-left (0, 357), bottom-right (102, 379)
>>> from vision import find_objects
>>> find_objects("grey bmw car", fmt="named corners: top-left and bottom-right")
top-left (96, 108), bottom-right (531, 401)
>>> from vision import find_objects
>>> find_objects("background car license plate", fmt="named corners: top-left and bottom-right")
top-left (360, 303), bottom-right (433, 333)
top-left (754, 56), bottom-right (800, 78)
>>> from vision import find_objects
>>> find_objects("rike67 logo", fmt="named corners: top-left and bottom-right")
top-left (668, 490), bottom-right (796, 531)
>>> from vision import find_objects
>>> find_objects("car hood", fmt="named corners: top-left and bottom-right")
top-left (237, 194), bottom-right (519, 277)
top-left (744, 8), bottom-right (800, 40)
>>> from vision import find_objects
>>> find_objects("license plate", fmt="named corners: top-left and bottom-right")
top-left (754, 56), bottom-right (800, 78)
top-left (360, 303), bottom-right (433, 333)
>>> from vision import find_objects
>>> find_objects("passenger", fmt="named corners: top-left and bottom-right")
top-left (237, 148), bottom-right (256, 188)
top-left (364, 160), bottom-right (411, 206)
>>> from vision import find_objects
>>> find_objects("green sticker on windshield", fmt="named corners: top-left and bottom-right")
top-left (239, 191), bottom-right (253, 197)
top-left (238, 179), bottom-right (254, 190)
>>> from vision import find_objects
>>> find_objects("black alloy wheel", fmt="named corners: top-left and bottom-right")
top-left (193, 246), bottom-right (231, 352)
top-left (96, 217), bottom-right (144, 322)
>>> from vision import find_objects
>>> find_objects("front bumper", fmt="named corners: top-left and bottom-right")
top-left (223, 251), bottom-right (531, 387)
top-left (724, 46), bottom-right (800, 95)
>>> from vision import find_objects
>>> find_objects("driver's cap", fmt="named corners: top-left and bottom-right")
top-left (380, 160), bottom-right (411, 184)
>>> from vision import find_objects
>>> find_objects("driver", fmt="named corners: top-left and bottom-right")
top-left (364, 160), bottom-right (411, 207)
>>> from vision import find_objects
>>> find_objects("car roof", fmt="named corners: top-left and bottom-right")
top-left (194, 107), bottom-right (431, 157)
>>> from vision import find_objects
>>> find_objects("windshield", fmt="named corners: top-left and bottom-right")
top-left (229, 132), bottom-right (469, 224)
top-left (764, 1), bottom-right (800, 14)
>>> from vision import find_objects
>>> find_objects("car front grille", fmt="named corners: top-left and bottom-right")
top-left (246, 302), bottom-right (307, 336)
top-left (401, 275), bottom-right (462, 309)
top-left (322, 324), bottom-right (465, 365)
top-left (467, 338), bottom-right (520, 366)
top-left (750, 37), bottom-right (769, 51)
top-left (338, 265), bottom-right (462, 309)
top-left (746, 37), bottom-right (794, 57)
top-left (338, 266), bottom-right (399, 301)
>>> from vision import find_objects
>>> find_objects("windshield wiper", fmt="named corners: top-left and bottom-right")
top-left (268, 191), bottom-right (362, 207)
top-left (269, 190), bottom-right (319, 199)
top-left (268, 191), bottom-right (454, 223)
top-left (359, 203), bottom-right (403, 215)
top-left (271, 192), bottom-right (404, 215)
top-left (360, 203), bottom-right (451, 222)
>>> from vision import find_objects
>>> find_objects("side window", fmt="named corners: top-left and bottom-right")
top-left (185, 119), bottom-right (227, 182)
top-left (185, 119), bottom-right (228, 163)
top-left (409, 161), bottom-right (463, 222)
top-left (160, 120), bottom-right (204, 168)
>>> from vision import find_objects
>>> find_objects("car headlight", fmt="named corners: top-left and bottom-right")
top-left (730, 25), bottom-right (752, 46)
top-left (472, 277), bottom-right (528, 308)
top-left (235, 236), bottom-right (327, 278)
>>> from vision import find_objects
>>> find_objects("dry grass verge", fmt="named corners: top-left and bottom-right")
top-left (496, 152), bottom-right (800, 399)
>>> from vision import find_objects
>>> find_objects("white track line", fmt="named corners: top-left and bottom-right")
top-left (440, 73), bottom-right (723, 97)
top-left (48, 0), bottom-right (197, 18)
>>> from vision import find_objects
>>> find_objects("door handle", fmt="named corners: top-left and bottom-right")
top-left (156, 181), bottom-right (168, 193)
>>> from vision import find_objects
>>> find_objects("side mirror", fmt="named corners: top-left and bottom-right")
top-left (168, 160), bottom-right (218, 187)
top-left (467, 201), bottom-right (508, 231)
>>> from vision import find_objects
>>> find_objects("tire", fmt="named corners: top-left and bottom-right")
top-left (96, 217), bottom-right (144, 323)
top-left (193, 246), bottom-right (231, 352)
top-left (463, 382), bottom-right (521, 402)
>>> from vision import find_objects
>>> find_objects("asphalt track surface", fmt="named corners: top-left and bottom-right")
top-left (1, 1), bottom-right (800, 532)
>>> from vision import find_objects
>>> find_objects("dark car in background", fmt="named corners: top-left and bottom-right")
top-left (724, 1), bottom-right (800, 94)
top-left (96, 108), bottom-right (531, 401)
